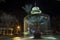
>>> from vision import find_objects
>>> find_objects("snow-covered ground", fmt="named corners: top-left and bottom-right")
top-left (0, 35), bottom-right (60, 40)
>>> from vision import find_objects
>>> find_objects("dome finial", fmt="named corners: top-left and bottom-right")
top-left (34, 1), bottom-right (36, 7)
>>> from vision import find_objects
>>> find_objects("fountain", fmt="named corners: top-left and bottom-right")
top-left (24, 3), bottom-right (51, 39)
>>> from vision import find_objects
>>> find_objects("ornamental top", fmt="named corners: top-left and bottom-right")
top-left (31, 6), bottom-right (42, 14)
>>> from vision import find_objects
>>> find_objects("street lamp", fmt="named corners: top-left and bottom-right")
top-left (17, 26), bottom-right (20, 29)
top-left (16, 25), bottom-right (21, 34)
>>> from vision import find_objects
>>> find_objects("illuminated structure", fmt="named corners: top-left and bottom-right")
top-left (24, 5), bottom-right (50, 37)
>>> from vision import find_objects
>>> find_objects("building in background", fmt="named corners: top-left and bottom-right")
top-left (0, 13), bottom-right (21, 36)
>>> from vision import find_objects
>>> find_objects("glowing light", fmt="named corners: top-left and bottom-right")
top-left (12, 37), bottom-right (21, 40)
top-left (17, 26), bottom-right (20, 29)
top-left (16, 25), bottom-right (21, 31)
top-left (32, 7), bottom-right (39, 10)
top-left (24, 31), bottom-right (29, 35)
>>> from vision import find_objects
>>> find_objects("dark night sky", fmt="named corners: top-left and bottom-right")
top-left (0, 0), bottom-right (60, 19)
top-left (0, 0), bottom-right (60, 15)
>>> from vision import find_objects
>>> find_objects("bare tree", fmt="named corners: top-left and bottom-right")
top-left (0, 13), bottom-right (19, 27)
top-left (22, 4), bottom-right (32, 14)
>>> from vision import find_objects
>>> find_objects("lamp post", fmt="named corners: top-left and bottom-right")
top-left (16, 25), bottom-right (20, 35)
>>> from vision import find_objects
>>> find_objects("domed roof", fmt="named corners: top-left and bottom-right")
top-left (32, 7), bottom-right (39, 10)
top-left (31, 6), bottom-right (42, 14)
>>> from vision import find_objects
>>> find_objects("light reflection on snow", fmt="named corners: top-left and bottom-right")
top-left (12, 37), bottom-right (21, 40)
top-left (43, 36), bottom-right (57, 40)
top-left (28, 36), bottom-right (34, 39)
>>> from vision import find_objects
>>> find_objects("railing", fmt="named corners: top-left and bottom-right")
top-left (0, 28), bottom-right (13, 36)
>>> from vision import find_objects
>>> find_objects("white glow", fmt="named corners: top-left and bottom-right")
top-left (31, 6), bottom-right (42, 14)
top-left (28, 36), bottom-right (34, 39)
top-left (44, 36), bottom-right (56, 40)
top-left (32, 7), bottom-right (39, 10)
